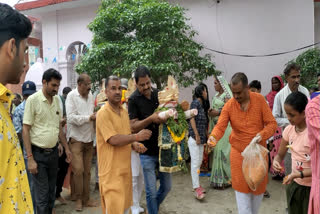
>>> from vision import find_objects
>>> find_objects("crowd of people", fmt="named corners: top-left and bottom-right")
top-left (0, 2), bottom-right (320, 214)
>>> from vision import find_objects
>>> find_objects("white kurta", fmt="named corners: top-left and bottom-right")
top-left (131, 150), bottom-right (144, 214)
top-left (272, 84), bottom-right (310, 128)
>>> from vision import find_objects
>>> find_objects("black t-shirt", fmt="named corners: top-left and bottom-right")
top-left (128, 88), bottom-right (159, 156)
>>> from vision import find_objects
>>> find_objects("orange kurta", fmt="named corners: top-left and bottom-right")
top-left (211, 92), bottom-right (277, 194)
top-left (96, 102), bottom-right (132, 214)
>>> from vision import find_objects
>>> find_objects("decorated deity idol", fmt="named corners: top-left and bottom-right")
top-left (157, 76), bottom-right (197, 173)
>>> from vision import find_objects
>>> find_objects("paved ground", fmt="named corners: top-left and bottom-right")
top-left (55, 171), bottom-right (287, 214)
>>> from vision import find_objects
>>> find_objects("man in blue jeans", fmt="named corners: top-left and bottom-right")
top-left (128, 66), bottom-right (171, 214)
top-left (13, 81), bottom-right (37, 209)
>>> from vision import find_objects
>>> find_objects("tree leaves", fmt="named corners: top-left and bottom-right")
top-left (289, 48), bottom-right (320, 89)
top-left (77, 0), bottom-right (218, 88)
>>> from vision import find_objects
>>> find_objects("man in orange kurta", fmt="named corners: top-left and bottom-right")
top-left (208, 73), bottom-right (277, 214)
top-left (96, 76), bottom-right (151, 214)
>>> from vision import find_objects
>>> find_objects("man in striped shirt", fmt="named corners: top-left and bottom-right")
top-left (305, 95), bottom-right (320, 214)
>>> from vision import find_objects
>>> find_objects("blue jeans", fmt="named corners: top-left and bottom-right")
top-left (140, 155), bottom-right (172, 214)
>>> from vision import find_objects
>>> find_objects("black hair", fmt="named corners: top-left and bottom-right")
top-left (284, 63), bottom-right (300, 77)
top-left (42, 68), bottom-right (62, 82)
top-left (284, 91), bottom-right (308, 113)
top-left (77, 73), bottom-right (90, 84)
top-left (199, 82), bottom-right (210, 118)
top-left (0, 3), bottom-right (32, 50)
top-left (62, 87), bottom-right (72, 95)
top-left (231, 72), bottom-right (248, 86)
top-left (249, 80), bottom-right (261, 90)
top-left (317, 73), bottom-right (320, 78)
top-left (105, 75), bottom-right (120, 88)
top-left (14, 93), bottom-right (22, 100)
top-left (134, 66), bottom-right (151, 83)
top-left (310, 87), bottom-right (318, 93)
top-left (194, 84), bottom-right (209, 122)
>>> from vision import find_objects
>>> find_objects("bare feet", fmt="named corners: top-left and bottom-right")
top-left (57, 196), bottom-right (67, 205)
top-left (83, 199), bottom-right (99, 207)
top-left (75, 199), bottom-right (83, 212)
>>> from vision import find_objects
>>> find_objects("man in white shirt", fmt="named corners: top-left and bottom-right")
top-left (66, 74), bottom-right (97, 211)
top-left (272, 63), bottom-right (309, 175)
top-left (273, 63), bottom-right (310, 128)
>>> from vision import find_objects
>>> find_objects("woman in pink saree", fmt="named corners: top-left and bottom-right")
top-left (266, 76), bottom-right (285, 178)
top-left (305, 95), bottom-right (320, 214)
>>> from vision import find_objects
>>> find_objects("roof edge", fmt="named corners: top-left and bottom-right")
top-left (15, 0), bottom-right (75, 11)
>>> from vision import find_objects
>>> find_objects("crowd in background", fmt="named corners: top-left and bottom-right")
top-left (0, 2), bottom-right (320, 214)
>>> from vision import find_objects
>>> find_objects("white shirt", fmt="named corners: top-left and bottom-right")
top-left (272, 84), bottom-right (310, 128)
top-left (66, 88), bottom-right (95, 143)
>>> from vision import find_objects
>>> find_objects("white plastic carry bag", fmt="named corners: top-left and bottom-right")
top-left (241, 136), bottom-right (269, 191)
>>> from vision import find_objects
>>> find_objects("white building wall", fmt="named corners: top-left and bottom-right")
top-left (25, 0), bottom-right (315, 98)
top-left (315, 3), bottom-right (320, 49)
top-left (39, 4), bottom-right (99, 91)
top-left (171, 0), bottom-right (315, 102)
top-left (41, 11), bottom-right (59, 70)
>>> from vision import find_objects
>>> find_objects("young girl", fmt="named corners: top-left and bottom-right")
top-left (273, 92), bottom-right (311, 214)
top-left (188, 84), bottom-right (208, 200)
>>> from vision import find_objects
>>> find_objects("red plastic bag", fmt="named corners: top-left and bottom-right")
top-left (241, 136), bottom-right (269, 191)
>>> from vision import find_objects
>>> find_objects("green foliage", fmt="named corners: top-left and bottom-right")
top-left (156, 105), bottom-right (188, 137)
top-left (166, 105), bottom-right (188, 137)
top-left (77, 0), bottom-right (217, 88)
top-left (287, 48), bottom-right (320, 89)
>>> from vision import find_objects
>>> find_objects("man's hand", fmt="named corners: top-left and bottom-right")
top-left (65, 147), bottom-right (72, 163)
top-left (150, 112), bottom-right (164, 124)
top-left (28, 158), bottom-right (38, 174)
top-left (90, 113), bottom-right (96, 121)
top-left (208, 109), bottom-right (220, 117)
top-left (58, 144), bottom-right (64, 157)
top-left (255, 133), bottom-right (262, 143)
top-left (207, 135), bottom-right (217, 148)
top-left (136, 129), bottom-right (152, 141)
top-left (195, 134), bottom-right (201, 145)
top-left (132, 142), bottom-right (148, 153)
top-left (61, 118), bottom-right (67, 127)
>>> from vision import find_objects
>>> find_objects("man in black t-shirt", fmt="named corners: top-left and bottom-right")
top-left (128, 66), bottom-right (171, 214)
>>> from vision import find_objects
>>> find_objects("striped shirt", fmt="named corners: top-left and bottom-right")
top-left (305, 95), bottom-right (320, 214)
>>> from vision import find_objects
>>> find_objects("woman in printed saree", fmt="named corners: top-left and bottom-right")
top-left (209, 75), bottom-right (233, 189)
top-left (266, 76), bottom-right (285, 179)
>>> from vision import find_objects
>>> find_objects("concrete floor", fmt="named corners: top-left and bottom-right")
top-left (55, 171), bottom-right (287, 214)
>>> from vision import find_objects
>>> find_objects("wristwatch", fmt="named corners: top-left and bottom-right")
top-left (300, 171), bottom-right (304, 179)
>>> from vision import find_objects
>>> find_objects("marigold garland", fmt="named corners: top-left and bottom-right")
top-left (156, 104), bottom-right (188, 143)
top-left (167, 126), bottom-right (186, 143)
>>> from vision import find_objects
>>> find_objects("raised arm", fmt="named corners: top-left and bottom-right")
top-left (108, 129), bottom-right (152, 146)
top-left (128, 96), bottom-right (162, 133)
top-left (130, 113), bottom-right (159, 133)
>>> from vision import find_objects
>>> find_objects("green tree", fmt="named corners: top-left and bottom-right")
top-left (77, 0), bottom-right (217, 89)
top-left (287, 48), bottom-right (320, 89)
